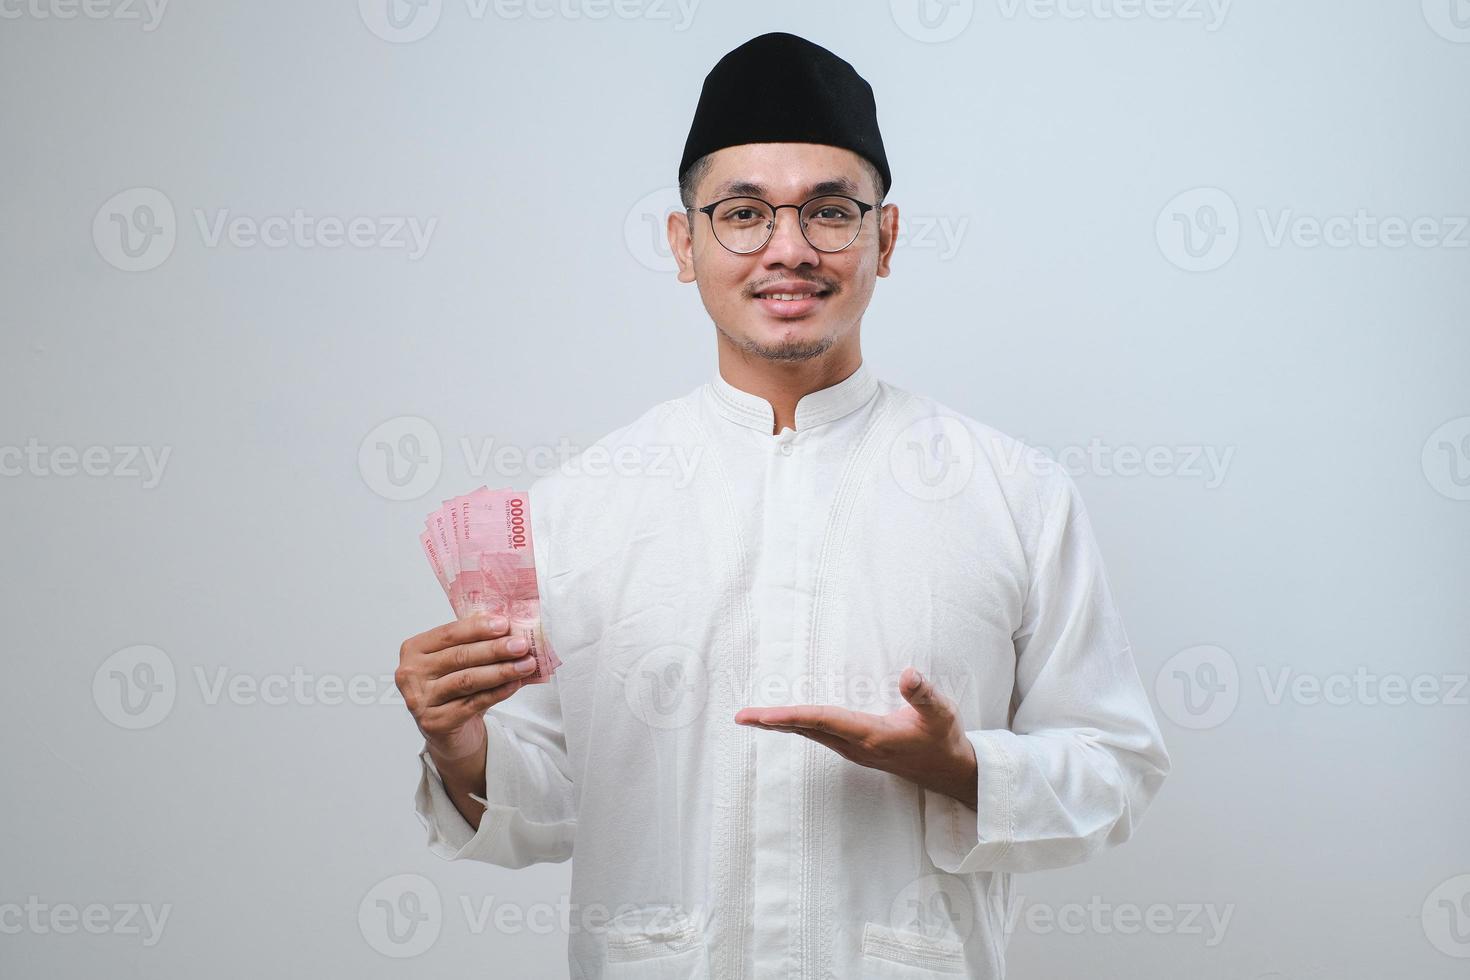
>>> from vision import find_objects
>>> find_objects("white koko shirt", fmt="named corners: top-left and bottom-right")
top-left (414, 360), bottom-right (1171, 980)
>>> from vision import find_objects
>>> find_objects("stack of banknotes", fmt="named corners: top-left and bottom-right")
top-left (420, 486), bottom-right (561, 684)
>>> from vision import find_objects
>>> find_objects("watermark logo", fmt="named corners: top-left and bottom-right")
top-left (622, 645), bottom-right (709, 729)
top-left (1422, 874), bottom-right (1470, 957)
top-left (359, 0), bottom-right (443, 42)
top-left (359, 874), bottom-right (442, 957)
top-left (1155, 644), bottom-right (1239, 729)
top-left (93, 187), bottom-right (176, 272)
top-left (1421, 416), bottom-right (1470, 501)
top-left (891, 0), bottom-right (975, 43)
top-left (93, 645), bottom-right (177, 730)
top-left (890, 874), bottom-right (977, 943)
top-left (359, 416), bottom-right (443, 501)
top-left (625, 186), bottom-right (682, 273)
top-left (1156, 187), bottom-right (1239, 272)
top-left (1422, 0), bottom-right (1470, 43)
top-left (890, 416), bottom-right (976, 501)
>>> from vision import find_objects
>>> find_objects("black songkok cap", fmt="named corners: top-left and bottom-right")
top-left (678, 32), bottom-right (891, 199)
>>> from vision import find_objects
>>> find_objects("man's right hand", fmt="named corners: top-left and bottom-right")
top-left (396, 612), bottom-right (541, 767)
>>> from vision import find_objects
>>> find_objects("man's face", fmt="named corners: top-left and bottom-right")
top-left (669, 143), bottom-right (897, 363)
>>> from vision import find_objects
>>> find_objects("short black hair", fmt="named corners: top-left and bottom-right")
top-left (678, 152), bottom-right (887, 211)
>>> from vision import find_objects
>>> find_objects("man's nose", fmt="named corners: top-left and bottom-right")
top-left (762, 206), bottom-right (819, 265)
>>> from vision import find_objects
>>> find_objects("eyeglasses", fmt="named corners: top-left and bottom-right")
top-left (689, 194), bottom-right (876, 254)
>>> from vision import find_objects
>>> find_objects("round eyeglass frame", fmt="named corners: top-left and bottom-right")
top-left (688, 194), bottom-right (877, 254)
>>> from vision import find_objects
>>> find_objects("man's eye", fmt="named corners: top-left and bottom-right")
top-left (727, 208), bottom-right (762, 221)
top-left (812, 207), bottom-right (852, 221)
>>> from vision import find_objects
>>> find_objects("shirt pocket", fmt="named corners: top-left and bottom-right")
top-left (860, 921), bottom-right (969, 977)
top-left (602, 905), bottom-right (709, 980)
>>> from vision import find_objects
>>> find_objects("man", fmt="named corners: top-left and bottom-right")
top-left (397, 31), bottom-right (1170, 979)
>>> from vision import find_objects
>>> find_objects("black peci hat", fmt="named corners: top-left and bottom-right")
top-left (679, 32), bottom-right (891, 199)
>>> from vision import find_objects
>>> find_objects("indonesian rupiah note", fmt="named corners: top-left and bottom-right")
top-left (420, 486), bottom-right (560, 684)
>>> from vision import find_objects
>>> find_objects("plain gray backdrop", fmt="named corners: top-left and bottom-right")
top-left (2, 1), bottom-right (1468, 977)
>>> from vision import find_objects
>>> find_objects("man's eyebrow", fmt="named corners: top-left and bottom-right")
top-left (708, 176), bottom-right (863, 200)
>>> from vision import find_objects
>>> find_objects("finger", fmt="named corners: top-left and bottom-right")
top-left (427, 655), bottom-right (541, 707)
top-left (429, 634), bottom-right (535, 679)
top-left (401, 612), bottom-right (512, 660)
top-left (753, 704), bottom-right (873, 743)
top-left (900, 668), bottom-right (952, 716)
top-left (737, 719), bottom-right (853, 751)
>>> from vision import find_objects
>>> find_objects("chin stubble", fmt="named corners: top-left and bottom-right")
top-left (716, 322), bottom-right (836, 362)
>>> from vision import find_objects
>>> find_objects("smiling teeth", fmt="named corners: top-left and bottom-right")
top-left (761, 292), bottom-right (818, 301)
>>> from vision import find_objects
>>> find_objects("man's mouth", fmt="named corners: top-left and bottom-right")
top-left (752, 285), bottom-right (831, 318)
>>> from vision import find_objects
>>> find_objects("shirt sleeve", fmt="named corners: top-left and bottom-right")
top-left (413, 674), bottom-right (578, 869)
top-left (922, 467), bottom-right (1171, 875)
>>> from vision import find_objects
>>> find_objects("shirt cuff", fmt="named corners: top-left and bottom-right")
top-left (413, 738), bottom-right (502, 862)
top-left (922, 728), bottom-right (1021, 874)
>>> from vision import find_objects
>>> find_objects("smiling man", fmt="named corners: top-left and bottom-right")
top-left (402, 31), bottom-right (1170, 980)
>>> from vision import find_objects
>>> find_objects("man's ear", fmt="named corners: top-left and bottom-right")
top-left (668, 208), bottom-right (698, 284)
top-left (876, 202), bottom-right (899, 278)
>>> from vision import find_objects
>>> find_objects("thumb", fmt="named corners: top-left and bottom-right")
top-left (900, 667), bottom-right (949, 715)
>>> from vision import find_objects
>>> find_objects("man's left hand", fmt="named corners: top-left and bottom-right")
top-left (734, 666), bottom-right (979, 810)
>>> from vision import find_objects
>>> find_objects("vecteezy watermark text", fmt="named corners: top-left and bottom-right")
top-left (193, 209), bottom-right (436, 259)
top-left (458, 436), bottom-right (703, 487)
top-left (1007, 437), bottom-right (1234, 489)
top-left (93, 187), bottom-right (438, 272)
top-left (1157, 186), bottom-right (1470, 272)
top-left (0, 897), bottom-right (171, 947)
top-left (358, 0), bottom-right (701, 43)
top-left (0, 0), bottom-right (167, 29)
top-left (1155, 644), bottom-right (1469, 730)
top-left (93, 645), bottom-right (403, 730)
top-left (0, 440), bottom-right (170, 488)
top-left (995, 0), bottom-right (1230, 30)
top-left (357, 415), bottom-right (708, 501)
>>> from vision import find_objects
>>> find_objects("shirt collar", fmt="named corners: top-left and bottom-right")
top-left (708, 361), bottom-right (879, 434)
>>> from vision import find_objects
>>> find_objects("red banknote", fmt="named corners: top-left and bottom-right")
top-left (420, 486), bottom-right (561, 684)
